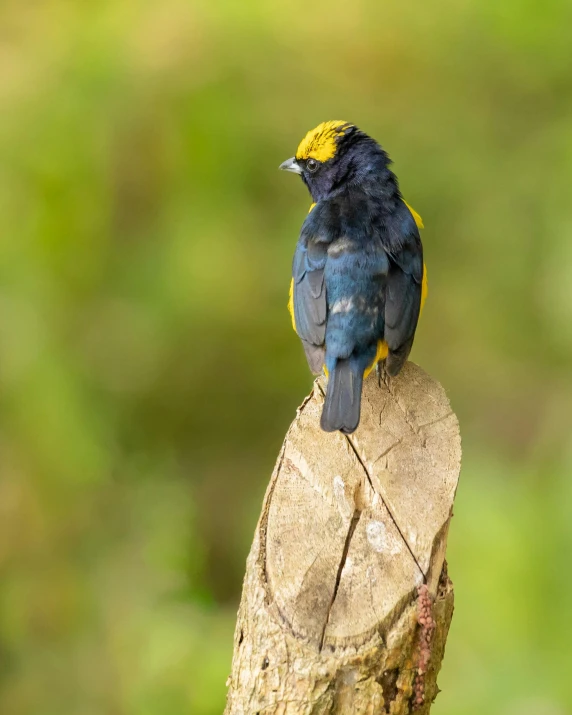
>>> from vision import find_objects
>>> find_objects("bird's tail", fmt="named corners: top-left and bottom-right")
top-left (320, 358), bottom-right (363, 434)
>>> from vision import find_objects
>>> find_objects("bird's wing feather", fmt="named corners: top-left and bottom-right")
top-left (384, 206), bottom-right (423, 364)
top-left (292, 237), bottom-right (327, 345)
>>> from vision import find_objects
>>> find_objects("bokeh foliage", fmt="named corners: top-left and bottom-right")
top-left (1, 1), bottom-right (571, 713)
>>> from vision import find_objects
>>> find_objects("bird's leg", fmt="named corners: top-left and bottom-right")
top-left (376, 360), bottom-right (389, 388)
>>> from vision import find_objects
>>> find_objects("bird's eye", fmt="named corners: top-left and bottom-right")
top-left (306, 158), bottom-right (319, 173)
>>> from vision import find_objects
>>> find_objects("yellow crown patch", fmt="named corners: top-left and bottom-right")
top-left (296, 120), bottom-right (353, 163)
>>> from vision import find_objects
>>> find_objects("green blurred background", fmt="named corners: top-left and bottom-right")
top-left (1, 1), bottom-right (571, 713)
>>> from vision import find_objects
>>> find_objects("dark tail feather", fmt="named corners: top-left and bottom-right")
top-left (320, 358), bottom-right (363, 434)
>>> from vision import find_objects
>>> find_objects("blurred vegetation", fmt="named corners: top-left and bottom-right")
top-left (0, 1), bottom-right (571, 713)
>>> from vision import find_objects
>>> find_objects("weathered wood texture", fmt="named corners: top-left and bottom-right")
top-left (225, 363), bottom-right (461, 715)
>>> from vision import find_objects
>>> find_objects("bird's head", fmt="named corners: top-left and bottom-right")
top-left (279, 121), bottom-right (389, 201)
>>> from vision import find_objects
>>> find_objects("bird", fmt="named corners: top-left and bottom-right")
top-left (280, 120), bottom-right (427, 434)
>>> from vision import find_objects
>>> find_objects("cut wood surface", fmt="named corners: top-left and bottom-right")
top-left (225, 363), bottom-right (461, 714)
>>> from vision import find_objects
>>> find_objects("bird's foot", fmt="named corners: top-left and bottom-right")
top-left (376, 361), bottom-right (389, 388)
top-left (376, 361), bottom-right (384, 388)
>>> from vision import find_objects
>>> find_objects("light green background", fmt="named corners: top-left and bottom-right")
top-left (1, 1), bottom-right (571, 713)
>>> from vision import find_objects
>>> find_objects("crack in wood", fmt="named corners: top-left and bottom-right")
top-left (319, 506), bottom-right (362, 651)
top-left (417, 410), bottom-right (454, 430)
top-left (345, 431), bottom-right (426, 579)
top-left (382, 374), bottom-right (422, 436)
top-left (317, 379), bottom-right (425, 580)
top-left (371, 438), bottom-right (403, 467)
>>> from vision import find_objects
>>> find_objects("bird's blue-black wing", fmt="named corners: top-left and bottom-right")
top-left (292, 233), bottom-right (328, 374)
top-left (383, 203), bottom-right (423, 375)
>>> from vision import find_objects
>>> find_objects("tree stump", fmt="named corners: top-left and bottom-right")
top-left (225, 363), bottom-right (461, 714)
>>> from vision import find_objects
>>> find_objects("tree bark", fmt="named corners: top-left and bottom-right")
top-left (225, 363), bottom-right (461, 715)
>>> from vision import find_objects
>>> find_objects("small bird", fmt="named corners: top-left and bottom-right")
top-left (280, 121), bottom-right (427, 434)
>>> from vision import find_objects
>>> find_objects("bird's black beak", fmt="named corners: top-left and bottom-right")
top-left (279, 157), bottom-right (303, 175)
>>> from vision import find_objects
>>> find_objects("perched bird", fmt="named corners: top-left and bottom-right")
top-left (280, 121), bottom-right (427, 434)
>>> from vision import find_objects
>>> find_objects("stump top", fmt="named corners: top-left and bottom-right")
top-left (263, 363), bottom-right (461, 651)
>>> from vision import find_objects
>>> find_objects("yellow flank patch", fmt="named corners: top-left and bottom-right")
top-left (404, 201), bottom-right (424, 229)
top-left (364, 340), bottom-right (389, 378)
top-left (296, 121), bottom-right (352, 163)
top-left (402, 202), bottom-right (427, 313)
top-left (308, 202), bottom-right (316, 213)
top-left (421, 263), bottom-right (428, 314)
top-left (288, 278), bottom-right (296, 332)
